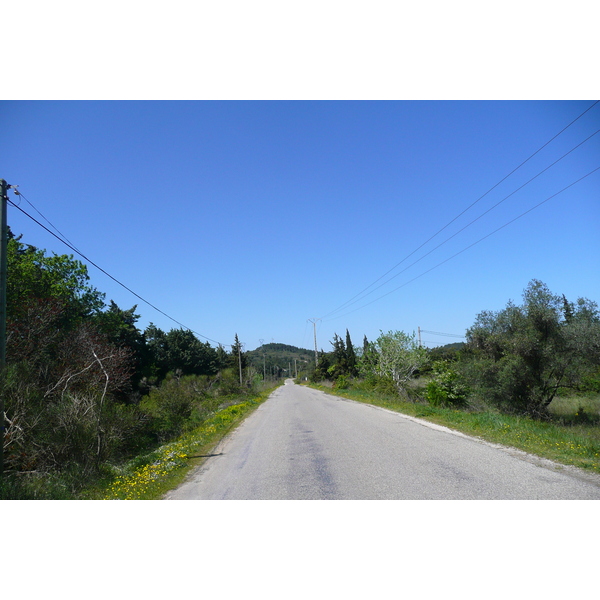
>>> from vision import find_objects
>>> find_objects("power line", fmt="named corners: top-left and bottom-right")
top-left (320, 100), bottom-right (600, 320)
top-left (420, 329), bottom-right (465, 338)
top-left (421, 340), bottom-right (464, 347)
top-left (11, 188), bottom-right (82, 254)
top-left (324, 164), bottom-right (600, 322)
top-left (326, 126), bottom-right (600, 315)
top-left (7, 193), bottom-right (224, 347)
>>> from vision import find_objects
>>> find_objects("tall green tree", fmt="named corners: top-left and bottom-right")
top-left (362, 330), bottom-right (428, 396)
top-left (311, 349), bottom-right (332, 382)
top-left (229, 334), bottom-right (247, 379)
top-left (359, 335), bottom-right (377, 377)
top-left (466, 280), bottom-right (600, 416)
top-left (164, 329), bottom-right (218, 377)
top-left (143, 324), bottom-right (218, 379)
top-left (215, 345), bottom-right (230, 371)
top-left (345, 329), bottom-right (357, 377)
top-left (7, 230), bottom-right (104, 327)
top-left (329, 333), bottom-right (347, 379)
top-left (94, 301), bottom-right (146, 388)
top-left (3, 230), bottom-right (142, 475)
top-left (144, 323), bottom-right (169, 378)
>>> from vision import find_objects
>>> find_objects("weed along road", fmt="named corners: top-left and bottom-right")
top-left (165, 380), bottom-right (600, 500)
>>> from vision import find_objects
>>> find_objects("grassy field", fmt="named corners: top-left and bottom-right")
top-left (306, 382), bottom-right (600, 475)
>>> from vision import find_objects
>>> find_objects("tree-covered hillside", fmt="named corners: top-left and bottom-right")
top-left (246, 343), bottom-right (315, 379)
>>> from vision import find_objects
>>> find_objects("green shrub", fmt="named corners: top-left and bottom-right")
top-left (139, 373), bottom-right (213, 441)
top-left (580, 368), bottom-right (600, 394)
top-left (426, 361), bottom-right (469, 407)
top-left (215, 368), bottom-right (243, 396)
top-left (374, 375), bottom-right (398, 396)
top-left (334, 375), bottom-right (350, 390)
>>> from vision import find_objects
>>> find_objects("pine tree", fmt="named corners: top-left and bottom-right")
top-left (331, 333), bottom-right (347, 378)
top-left (229, 334), bottom-right (247, 376)
top-left (345, 329), bottom-right (357, 376)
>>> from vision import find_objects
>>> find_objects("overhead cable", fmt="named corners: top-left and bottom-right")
top-left (320, 100), bottom-right (600, 320)
top-left (324, 165), bottom-right (600, 322)
top-left (327, 126), bottom-right (600, 314)
top-left (420, 330), bottom-right (465, 338)
top-left (11, 188), bottom-right (82, 254)
top-left (7, 194), bottom-right (224, 347)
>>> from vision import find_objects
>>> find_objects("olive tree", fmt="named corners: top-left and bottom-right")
top-left (363, 330), bottom-right (429, 397)
top-left (466, 280), bottom-right (600, 417)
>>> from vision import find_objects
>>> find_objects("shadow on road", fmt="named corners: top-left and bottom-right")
top-left (186, 453), bottom-right (224, 459)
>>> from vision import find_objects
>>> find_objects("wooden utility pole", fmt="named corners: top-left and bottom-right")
top-left (259, 339), bottom-right (265, 380)
top-left (308, 318), bottom-right (320, 365)
top-left (0, 179), bottom-right (9, 476)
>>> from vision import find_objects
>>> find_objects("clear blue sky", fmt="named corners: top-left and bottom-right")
top-left (1, 100), bottom-right (599, 351)
top-left (3, 3), bottom-right (599, 587)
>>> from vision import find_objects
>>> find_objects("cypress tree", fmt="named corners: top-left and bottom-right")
top-left (345, 329), bottom-right (357, 376)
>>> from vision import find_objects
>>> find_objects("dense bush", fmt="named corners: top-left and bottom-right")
top-left (359, 331), bottom-right (429, 398)
top-left (139, 373), bottom-right (220, 441)
top-left (465, 280), bottom-right (600, 417)
top-left (425, 361), bottom-right (469, 407)
top-left (0, 230), bottom-right (261, 497)
top-left (334, 374), bottom-right (350, 390)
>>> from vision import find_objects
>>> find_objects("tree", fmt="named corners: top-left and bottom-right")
top-left (358, 335), bottom-right (377, 380)
top-left (7, 231), bottom-right (105, 327)
top-left (143, 324), bottom-right (218, 379)
top-left (215, 345), bottom-right (230, 372)
top-left (3, 231), bottom-right (144, 474)
top-left (322, 330), bottom-right (359, 381)
top-left (3, 320), bottom-right (134, 473)
top-left (94, 301), bottom-right (146, 389)
top-left (363, 330), bottom-right (429, 397)
top-left (311, 350), bottom-right (332, 382)
top-left (345, 329), bottom-right (357, 377)
top-left (95, 301), bottom-right (143, 349)
top-left (229, 334), bottom-right (247, 384)
top-left (466, 280), bottom-right (600, 417)
top-left (144, 324), bottom-right (169, 378)
top-left (425, 360), bottom-right (469, 407)
top-left (328, 333), bottom-right (347, 380)
top-left (168, 330), bottom-right (217, 376)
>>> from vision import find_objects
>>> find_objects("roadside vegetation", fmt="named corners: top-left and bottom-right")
top-left (2, 229), bottom-right (599, 497)
top-left (302, 280), bottom-right (600, 474)
top-left (93, 386), bottom-right (275, 500)
top-left (0, 229), bottom-right (280, 499)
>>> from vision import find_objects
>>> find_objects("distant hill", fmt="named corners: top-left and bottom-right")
top-left (432, 342), bottom-right (465, 351)
top-left (428, 341), bottom-right (466, 361)
top-left (246, 343), bottom-right (315, 379)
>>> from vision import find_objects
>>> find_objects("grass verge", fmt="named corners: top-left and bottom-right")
top-left (306, 383), bottom-right (600, 475)
top-left (83, 386), bottom-right (278, 500)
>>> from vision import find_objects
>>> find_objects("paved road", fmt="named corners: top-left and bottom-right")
top-left (165, 380), bottom-right (600, 500)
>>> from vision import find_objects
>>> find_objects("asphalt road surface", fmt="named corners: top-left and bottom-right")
top-left (165, 380), bottom-right (600, 500)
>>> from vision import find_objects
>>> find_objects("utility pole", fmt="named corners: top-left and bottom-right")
top-left (0, 179), bottom-right (9, 476)
top-left (238, 341), bottom-right (244, 386)
top-left (418, 326), bottom-right (422, 348)
top-left (295, 359), bottom-right (307, 380)
top-left (308, 318), bottom-right (320, 365)
top-left (259, 339), bottom-right (265, 380)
